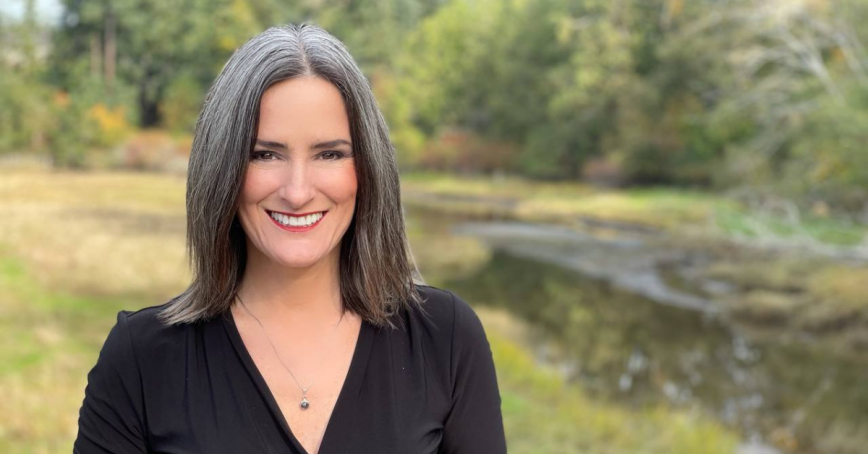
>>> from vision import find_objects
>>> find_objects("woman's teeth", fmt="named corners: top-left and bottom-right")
top-left (270, 211), bottom-right (324, 227)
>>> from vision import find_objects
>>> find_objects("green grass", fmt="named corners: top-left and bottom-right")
top-left (0, 254), bottom-right (143, 453)
top-left (0, 169), bottom-right (189, 453)
top-left (402, 171), bottom-right (868, 246)
top-left (481, 308), bottom-right (740, 454)
top-left (404, 171), bottom-right (868, 356)
top-left (713, 204), bottom-right (866, 246)
top-left (0, 169), bottom-right (746, 453)
top-left (0, 248), bottom-right (742, 454)
top-left (402, 171), bottom-right (720, 226)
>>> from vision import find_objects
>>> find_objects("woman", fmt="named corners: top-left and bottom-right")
top-left (74, 23), bottom-right (506, 454)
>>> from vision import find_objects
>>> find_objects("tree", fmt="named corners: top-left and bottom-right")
top-left (51, 0), bottom-right (302, 127)
top-left (700, 0), bottom-right (868, 209)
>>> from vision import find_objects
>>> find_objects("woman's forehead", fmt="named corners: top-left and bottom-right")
top-left (256, 76), bottom-right (351, 148)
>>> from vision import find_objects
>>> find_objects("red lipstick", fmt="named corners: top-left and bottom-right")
top-left (266, 210), bottom-right (327, 233)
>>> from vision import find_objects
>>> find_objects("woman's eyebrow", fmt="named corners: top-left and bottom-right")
top-left (312, 139), bottom-right (351, 150)
top-left (255, 139), bottom-right (288, 150)
top-left (254, 139), bottom-right (352, 150)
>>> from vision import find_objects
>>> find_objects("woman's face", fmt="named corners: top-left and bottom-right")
top-left (238, 76), bottom-right (357, 271)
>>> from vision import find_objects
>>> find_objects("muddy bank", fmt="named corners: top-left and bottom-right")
top-left (405, 204), bottom-right (868, 454)
top-left (404, 191), bottom-right (868, 352)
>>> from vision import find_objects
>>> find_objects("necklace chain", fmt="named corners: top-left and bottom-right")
top-left (234, 294), bottom-right (345, 410)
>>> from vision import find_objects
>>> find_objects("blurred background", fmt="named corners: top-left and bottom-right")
top-left (1, 0), bottom-right (866, 453)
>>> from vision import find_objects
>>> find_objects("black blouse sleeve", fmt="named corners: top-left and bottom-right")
top-left (439, 292), bottom-right (507, 454)
top-left (74, 311), bottom-right (148, 454)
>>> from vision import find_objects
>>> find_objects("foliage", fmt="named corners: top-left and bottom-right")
top-left (386, 0), bottom-right (868, 213)
top-left (701, 0), bottom-right (868, 211)
top-left (50, 0), bottom-right (289, 127)
top-left (160, 71), bottom-right (206, 133)
top-left (1, 0), bottom-right (867, 212)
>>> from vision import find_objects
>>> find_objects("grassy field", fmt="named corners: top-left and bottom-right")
top-left (0, 169), bottom-right (740, 453)
top-left (402, 171), bottom-right (868, 247)
top-left (0, 170), bottom-right (190, 452)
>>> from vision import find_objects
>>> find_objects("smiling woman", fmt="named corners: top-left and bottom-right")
top-left (239, 77), bottom-right (358, 269)
top-left (73, 23), bottom-right (506, 454)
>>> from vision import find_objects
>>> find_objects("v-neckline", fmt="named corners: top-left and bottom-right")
top-left (221, 307), bottom-right (374, 454)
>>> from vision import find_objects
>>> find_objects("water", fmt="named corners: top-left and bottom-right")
top-left (407, 205), bottom-right (868, 454)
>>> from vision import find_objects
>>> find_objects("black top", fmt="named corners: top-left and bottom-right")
top-left (74, 285), bottom-right (506, 454)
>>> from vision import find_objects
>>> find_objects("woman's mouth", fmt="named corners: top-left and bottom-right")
top-left (266, 210), bottom-right (327, 232)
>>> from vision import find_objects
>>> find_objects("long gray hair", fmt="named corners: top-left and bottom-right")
top-left (158, 23), bottom-right (424, 328)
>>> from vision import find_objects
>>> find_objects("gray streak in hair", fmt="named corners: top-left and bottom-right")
top-left (158, 23), bottom-right (425, 328)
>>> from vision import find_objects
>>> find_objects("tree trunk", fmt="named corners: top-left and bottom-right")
top-left (90, 33), bottom-right (101, 79)
top-left (104, 12), bottom-right (116, 93)
top-left (139, 84), bottom-right (161, 127)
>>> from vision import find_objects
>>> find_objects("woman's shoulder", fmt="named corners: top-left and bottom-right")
top-left (121, 300), bottom-right (197, 335)
top-left (413, 283), bottom-right (475, 314)
top-left (104, 300), bottom-right (210, 360)
top-left (403, 284), bottom-right (489, 344)
top-left (89, 300), bottom-right (226, 390)
top-left (406, 284), bottom-right (498, 415)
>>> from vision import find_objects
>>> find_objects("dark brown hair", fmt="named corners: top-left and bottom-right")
top-left (158, 23), bottom-right (424, 328)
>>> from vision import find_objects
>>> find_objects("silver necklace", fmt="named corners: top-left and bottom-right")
top-left (235, 294), bottom-right (345, 411)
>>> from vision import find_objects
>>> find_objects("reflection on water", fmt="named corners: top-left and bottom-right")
top-left (407, 206), bottom-right (867, 454)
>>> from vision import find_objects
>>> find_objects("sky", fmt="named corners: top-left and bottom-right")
top-left (0, 0), bottom-right (64, 25)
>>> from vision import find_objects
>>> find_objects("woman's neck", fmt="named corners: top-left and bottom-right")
top-left (236, 246), bottom-right (345, 330)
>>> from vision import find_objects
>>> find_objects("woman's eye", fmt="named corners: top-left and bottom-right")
top-left (252, 151), bottom-right (277, 161)
top-left (320, 150), bottom-right (347, 160)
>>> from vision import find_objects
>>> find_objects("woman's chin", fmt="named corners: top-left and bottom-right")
top-left (270, 253), bottom-right (326, 269)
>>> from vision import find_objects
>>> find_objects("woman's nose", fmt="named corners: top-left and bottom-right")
top-left (278, 161), bottom-right (316, 209)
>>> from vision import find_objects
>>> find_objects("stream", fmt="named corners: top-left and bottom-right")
top-left (406, 205), bottom-right (867, 454)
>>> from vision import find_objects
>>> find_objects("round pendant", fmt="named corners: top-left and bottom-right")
top-left (300, 397), bottom-right (310, 410)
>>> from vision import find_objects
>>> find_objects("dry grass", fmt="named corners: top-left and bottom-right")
top-left (0, 252), bottom-right (131, 453)
top-left (0, 169), bottom-right (190, 298)
top-left (708, 256), bottom-right (868, 338)
top-left (0, 169), bottom-right (189, 453)
top-left (402, 171), bottom-right (722, 230)
top-left (0, 169), bottom-right (742, 453)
